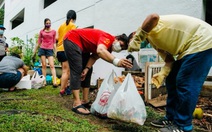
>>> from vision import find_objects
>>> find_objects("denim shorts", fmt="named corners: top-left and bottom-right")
top-left (0, 71), bottom-right (22, 88)
top-left (57, 51), bottom-right (68, 62)
top-left (38, 48), bottom-right (54, 57)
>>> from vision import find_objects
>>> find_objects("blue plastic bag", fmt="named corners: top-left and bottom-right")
top-left (33, 68), bottom-right (42, 75)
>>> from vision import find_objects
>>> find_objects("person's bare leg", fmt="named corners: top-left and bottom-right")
top-left (82, 87), bottom-right (90, 104)
top-left (73, 89), bottom-right (90, 114)
top-left (48, 56), bottom-right (57, 85)
top-left (60, 61), bottom-right (70, 93)
top-left (40, 56), bottom-right (47, 85)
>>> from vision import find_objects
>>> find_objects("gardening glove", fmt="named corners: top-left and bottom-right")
top-left (151, 66), bottom-right (171, 88)
top-left (128, 27), bottom-right (147, 52)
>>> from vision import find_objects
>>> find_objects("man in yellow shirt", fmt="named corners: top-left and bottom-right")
top-left (128, 14), bottom-right (212, 132)
top-left (56, 10), bottom-right (77, 96)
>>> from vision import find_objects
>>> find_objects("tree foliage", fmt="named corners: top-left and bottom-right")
top-left (0, 8), bottom-right (4, 25)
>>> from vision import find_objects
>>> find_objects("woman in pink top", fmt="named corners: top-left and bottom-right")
top-left (33, 18), bottom-right (58, 87)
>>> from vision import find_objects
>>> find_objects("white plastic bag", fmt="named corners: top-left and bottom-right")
top-left (31, 71), bottom-right (45, 89)
top-left (15, 74), bottom-right (32, 89)
top-left (90, 70), bottom-right (121, 118)
top-left (107, 73), bottom-right (147, 125)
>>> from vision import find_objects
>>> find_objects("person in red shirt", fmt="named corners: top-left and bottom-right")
top-left (63, 28), bottom-right (132, 115)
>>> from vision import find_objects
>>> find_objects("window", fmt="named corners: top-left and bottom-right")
top-left (11, 9), bottom-right (24, 29)
top-left (44, 0), bottom-right (57, 9)
top-left (84, 26), bottom-right (94, 29)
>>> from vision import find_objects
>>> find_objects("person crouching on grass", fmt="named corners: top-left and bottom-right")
top-left (0, 46), bottom-right (29, 91)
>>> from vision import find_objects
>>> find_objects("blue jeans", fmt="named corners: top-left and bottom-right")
top-left (165, 48), bottom-right (212, 131)
top-left (0, 71), bottom-right (22, 88)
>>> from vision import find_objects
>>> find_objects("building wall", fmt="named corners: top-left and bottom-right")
top-left (4, 0), bottom-right (205, 43)
top-left (4, 0), bottom-right (209, 84)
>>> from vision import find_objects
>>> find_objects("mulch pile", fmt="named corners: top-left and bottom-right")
top-left (193, 96), bottom-right (212, 131)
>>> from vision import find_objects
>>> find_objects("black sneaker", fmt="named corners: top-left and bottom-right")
top-left (65, 86), bottom-right (72, 95)
top-left (151, 118), bottom-right (172, 128)
top-left (159, 124), bottom-right (192, 132)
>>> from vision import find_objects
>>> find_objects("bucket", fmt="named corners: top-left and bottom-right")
top-left (46, 75), bottom-right (52, 85)
top-left (138, 48), bottom-right (158, 72)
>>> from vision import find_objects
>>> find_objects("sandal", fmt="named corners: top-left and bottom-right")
top-left (53, 84), bottom-right (58, 88)
top-left (82, 101), bottom-right (92, 109)
top-left (72, 105), bottom-right (90, 115)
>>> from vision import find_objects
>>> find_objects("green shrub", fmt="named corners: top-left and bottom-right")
top-left (10, 35), bottom-right (39, 68)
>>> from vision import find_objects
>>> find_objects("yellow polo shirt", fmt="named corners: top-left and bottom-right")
top-left (57, 22), bottom-right (76, 51)
top-left (147, 14), bottom-right (212, 60)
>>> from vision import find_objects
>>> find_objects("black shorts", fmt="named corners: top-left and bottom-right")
top-left (38, 48), bottom-right (54, 57)
top-left (63, 39), bottom-right (93, 90)
top-left (57, 51), bottom-right (68, 62)
top-left (81, 53), bottom-right (93, 88)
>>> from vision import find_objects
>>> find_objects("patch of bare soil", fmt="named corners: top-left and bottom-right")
top-left (52, 88), bottom-right (211, 132)
top-left (53, 89), bottom-right (149, 132)
top-left (148, 96), bottom-right (212, 132)
top-left (90, 89), bottom-right (212, 131)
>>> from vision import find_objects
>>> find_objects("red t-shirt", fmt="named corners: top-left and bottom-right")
top-left (64, 28), bottom-right (115, 53)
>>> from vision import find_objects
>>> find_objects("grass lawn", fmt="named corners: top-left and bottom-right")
top-left (0, 86), bottom-right (203, 132)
